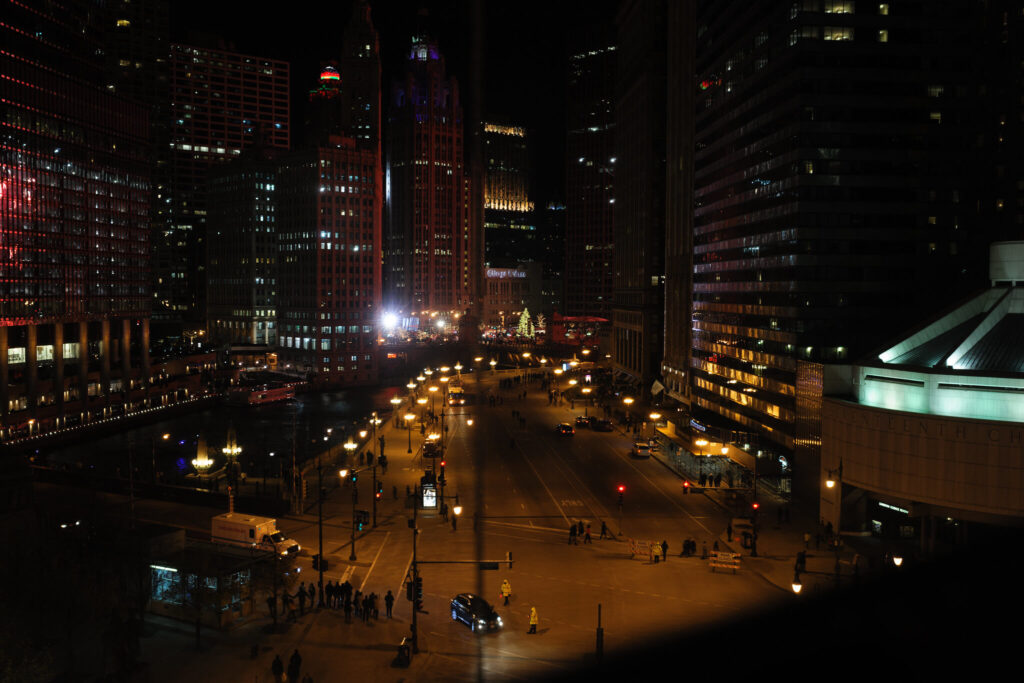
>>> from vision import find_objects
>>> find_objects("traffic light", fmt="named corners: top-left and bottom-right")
top-left (683, 480), bottom-right (690, 495)
top-left (617, 484), bottom-right (625, 506)
top-left (375, 481), bottom-right (383, 500)
top-left (312, 554), bottom-right (320, 571)
top-left (439, 460), bottom-right (446, 482)
top-left (414, 576), bottom-right (423, 611)
top-left (351, 471), bottom-right (358, 483)
top-left (356, 509), bottom-right (369, 530)
top-left (506, 551), bottom-right (513, 569)
top-left (752, 501), bottom-right (760, 512)
top-left (406, 580), bottom-right (413, 601)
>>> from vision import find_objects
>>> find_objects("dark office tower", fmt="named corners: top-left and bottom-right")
top-left (539, 202), bottom-right (566, 319)
top-left (386, 28), bottom-right (474, 320)
top-left (612, 0), bottom-right (667, 391)
top-left (158, 43), bottom-right (289, 337)
top-left (692, 1), bottom-right (1024, 487)
top-left (339, 0), bottom-right (382, 155)
top-left (1, 0), bottom-right (150, 439)
top-left (207, 146), bottom-right (282, 345)
top-left (102, 0), bottom-right (170, 112)
top-left (484, 123), bottom-right (535, 266)
top-left (660, 1), bottom-right (695, 410)
top-left (564, 25), bottom-right (615, 322)
top-left (276, 135), bottom-right (381, 386)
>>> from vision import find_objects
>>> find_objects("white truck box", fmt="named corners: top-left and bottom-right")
top-left (210, 513), bottom-right (301, 557)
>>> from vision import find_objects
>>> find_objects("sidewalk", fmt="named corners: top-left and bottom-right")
top-left (645, 447), bottom-right (869, 597)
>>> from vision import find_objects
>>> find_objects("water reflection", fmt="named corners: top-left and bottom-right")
top-left (43, 386), bottom-right (403, 483)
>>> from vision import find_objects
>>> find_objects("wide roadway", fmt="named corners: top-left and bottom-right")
top-left (398, 373), bottom-right (785, 680)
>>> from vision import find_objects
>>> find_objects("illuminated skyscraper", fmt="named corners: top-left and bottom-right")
top-left (385, 27), bottom-right (475, 323)
top-left (1, 1), bottom-right (151, 438)
top-left (158, 42), bottom-right (289, 335)
top-left (484, 122), bottom-right (535, 267)
top-left (690, 0), bottom-right (1024, 495)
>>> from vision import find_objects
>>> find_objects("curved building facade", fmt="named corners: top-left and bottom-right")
top-left (822, 243), bottom-right (1024, 554)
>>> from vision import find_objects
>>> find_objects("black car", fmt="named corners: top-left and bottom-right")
top-left (450, 593), bottom-right (503, 632)
top-left (589, 417), bottom-right (614, 431)
top-left (555, 422), bottom-right (575, 435)
top-left (575, 415), bottom-right (589, 427)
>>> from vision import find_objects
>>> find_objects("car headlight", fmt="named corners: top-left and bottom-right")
top-left (497, 617), bottom-right (503, 625)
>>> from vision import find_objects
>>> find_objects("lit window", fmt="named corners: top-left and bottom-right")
top-left (824, 1), bottom-right (855, 13)
top-left (877, 29), bottom-right (888, 42)
top-left (823, 27), bottom-right (854, 41)
top-left (928, 85), bottom-right (944, 97)
top-left (929, 112), bottom-right (942, 124)
top-left (116, 19), bottom-right (130, 27)
top-left (878, 3), bottom-right (890, 15)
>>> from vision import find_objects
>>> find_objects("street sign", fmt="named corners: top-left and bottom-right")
top-left (479, 562), bottom-right (499, 570)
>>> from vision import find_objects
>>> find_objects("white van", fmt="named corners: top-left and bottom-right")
top-left (210, 513), bottom-right (300, 557)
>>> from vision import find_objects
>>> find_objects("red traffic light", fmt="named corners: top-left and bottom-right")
top-left (617, 484), bottom-right (626, 493)
top-left (683, 481), bottom-right (690, 488)
top-left (440, 460), bottom-right (446, 468)
top-left (752, 501), bottom-right (760, 510)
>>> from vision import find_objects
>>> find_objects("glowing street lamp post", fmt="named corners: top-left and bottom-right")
top-left (405, 413), bottom-right (415, 453)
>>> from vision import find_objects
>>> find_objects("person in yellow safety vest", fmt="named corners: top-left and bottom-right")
top-left (500, 579), bottom-right (511, 606)
top-left (528, 606), bottom-right (538, 634)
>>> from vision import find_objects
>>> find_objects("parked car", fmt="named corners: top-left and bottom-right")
top-left (589, 417), bottom-right (614, 431)
top-left (630, 442), bottom-right (651, 458)
top-left (450, 593), bottom-right (503, 632)
top-left (575, 415), bottom-right (590, 427)
top-left (555, 422), bottom-right (575, 436)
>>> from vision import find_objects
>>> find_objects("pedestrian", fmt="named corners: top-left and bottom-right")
top-left (568, 524), bottom-right (577, 545)
top-left (362, 595), bottom-right (370, 623)
top-left (266, 594), bottom-right (277, 620)
top-left (599, 521), bottom-right (608, 539)
top-left (307, 582), bottom-right (316, 609)
top-left (370, 592), bottom-right (379, 619)
top-left (451, 515), bottom-right (458, 531)
top-left (528, 606), bottom-right (538, 634)
top-left (701, 541), bottom-right (709, 559)
top-left (271, 654), bottom-right (284, 683)
top-left (393, 484), bottom-right (398, 500)
top-left (296, 584), bottom-right (307, 616)
top-left (406, 484), bottom-right (411, 498)
top-left (282, 591), bottom-right (294, 621)
top-left (500, 579), bottom-right (511, 606)
top-left (287, 649), bottom-right (302, 683)
top-left (353, 590), bottom-right (362, 619)
top-left (713, 540), bottom-right (719, 552)
top-left (577, 520), bottom-right (584, 538)
top-left (325, 581), bottom-right (335, 609)
top-left (343, 595), bottom-right (352, 623)
top-left (385, 589), bottom-right (395, 618)
top-left (661, 539), bottom-right (668, 562)
top-left (715, 473), bottom-right (722, 487)
top-left (584, 524), bottom-right (592, 544)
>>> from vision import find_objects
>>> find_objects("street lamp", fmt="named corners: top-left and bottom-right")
top-left (489, 358), bottom-right (496, 373)
top-left (428, 385), bottom-right (438, 417)
top-left (695, 438), bottom-right (709, 480)
top-left (582, 387), bottom-right (592, 417)
top-left (416, 396), bottom-right (427, 429)
top-left (622, 397), bottom-right (634, 430)
top-left (404, 413), bottom-right (415, 453)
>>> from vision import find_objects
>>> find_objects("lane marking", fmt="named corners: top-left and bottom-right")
top-left (358, 531), bottom-right (390, 592)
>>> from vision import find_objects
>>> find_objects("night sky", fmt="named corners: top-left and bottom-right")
top-left (171, 0), bottom-right (618, 208)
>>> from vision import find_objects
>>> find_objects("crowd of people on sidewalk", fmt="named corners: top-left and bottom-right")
top-left (266, 581), bottom-right (397, 626)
